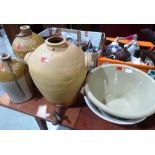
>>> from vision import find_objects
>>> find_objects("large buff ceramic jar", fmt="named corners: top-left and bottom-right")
top-left (24, 36), bottom-right (87, 107)
top-left (0, 53), bottom-right (34, 103)
top-left (12, 25), bottom-right (44, 59)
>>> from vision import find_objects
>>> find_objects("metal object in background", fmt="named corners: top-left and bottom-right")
top-left (140, 49), bottom-right (155, 66)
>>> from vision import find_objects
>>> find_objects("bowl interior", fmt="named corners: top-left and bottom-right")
top-left (84, 96), bottom-right (146, 125)
top-left (86, 64), bottom-right (155, 118)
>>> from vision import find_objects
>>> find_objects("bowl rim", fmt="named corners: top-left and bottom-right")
top-left (85, 63), bottom-right (155, 119)
top-left (84, 96), bottom-right (146, 125)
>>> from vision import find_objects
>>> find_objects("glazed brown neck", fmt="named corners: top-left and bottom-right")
top-left (17, 25), bottom-right (32, 37)
top-left (45, 36), bottom-right (68, 49)
top-left (0, 54), bottom-right (12, 71)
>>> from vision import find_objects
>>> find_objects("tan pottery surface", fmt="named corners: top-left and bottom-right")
top-left (12, 25), bottom-right (44, 59)
top-left (25, 36), bottom-right (87, 107)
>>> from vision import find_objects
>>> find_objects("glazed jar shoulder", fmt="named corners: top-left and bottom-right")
top-left (12, 32), bottom-right (44, 52)
top-left (0, 60), bottom-right (27, 82)
top-left (27, 43), bottom-right (86, 81)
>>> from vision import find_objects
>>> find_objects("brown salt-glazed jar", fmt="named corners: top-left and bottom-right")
top-left (12, 25), bottom-right (44, 59)
top-left (0, 53), bottom-right (33, 103)
top-left (24, 36), bottom-right (88, 107)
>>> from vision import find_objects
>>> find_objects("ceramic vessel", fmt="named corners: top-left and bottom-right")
top-left (0, 53), bottom-right (33, 103)
top-left (12, 25), bottom-right (44, 59)
top-left (25, 36), bottom-right (87, 107)
top-left (84, 96), bottom-right (146, 125)
top-left (85, 64), bottom-right (155, 119)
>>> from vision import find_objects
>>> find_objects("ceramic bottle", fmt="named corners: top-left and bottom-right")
top-left (24, 36), bottom-right (88, 107)
top-left (0, 53), bottom-right (33, 103)
top-left (12, 25), bottom-right (44, 59)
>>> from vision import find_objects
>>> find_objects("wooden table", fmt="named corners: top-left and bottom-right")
top-left (1, 89), bottom-right (155, 130)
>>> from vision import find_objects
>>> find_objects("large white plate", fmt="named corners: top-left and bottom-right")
top-left (84, 96), bottom-right (146, 125)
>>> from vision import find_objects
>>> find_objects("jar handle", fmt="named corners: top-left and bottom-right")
top-left (85, 52), bottom-right (94, 71)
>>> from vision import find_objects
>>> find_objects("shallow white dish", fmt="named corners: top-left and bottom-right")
top-left (84, 96), bottom-right (146, 125)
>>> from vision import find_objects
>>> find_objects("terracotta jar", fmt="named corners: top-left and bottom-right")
top-left (0, 53), bottom-right (34, 103)
top-left (12, 25), bottom-right (44, 59)
top-left (24, 36), bottom-right (88, 107)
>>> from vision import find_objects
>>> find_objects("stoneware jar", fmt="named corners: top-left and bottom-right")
top-left (12, 25), bottom-right (44, 59)
top-left (24, 36), bottom-right (88, 107)
top-left (0, 53), bottom-right (34, 103)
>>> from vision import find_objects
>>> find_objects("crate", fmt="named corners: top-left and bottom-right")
top-left (98, 37), bottom-right (155, 73)
top-left (97, 57), bottom-right (155, 72)
top-left (39, 27), bottom-right (105, 49)
top-left (105, 37), bottom-right (154, 51)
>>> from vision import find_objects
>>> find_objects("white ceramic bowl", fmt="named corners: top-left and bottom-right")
top-left (85, 64), bottom-right (155, 119)
top-left (84, 96), bottom-right (146, 125)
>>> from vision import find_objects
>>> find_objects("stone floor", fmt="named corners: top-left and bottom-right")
top-left (0, 27), bottom-right (70, 130)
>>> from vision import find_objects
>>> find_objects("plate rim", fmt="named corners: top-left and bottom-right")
top-left (84, 96), bottom-right (146, 125)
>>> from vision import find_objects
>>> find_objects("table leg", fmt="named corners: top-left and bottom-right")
top-left (35, 117), bottom-right (48, 130)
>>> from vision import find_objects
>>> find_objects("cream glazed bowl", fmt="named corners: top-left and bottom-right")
top-left (85, 64), bottom-right (155, 120)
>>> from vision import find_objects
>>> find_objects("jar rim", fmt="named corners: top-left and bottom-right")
top-left (0, 53), bottom-right (10, 61)
top-left (45, 36), bottom-right (67, 47)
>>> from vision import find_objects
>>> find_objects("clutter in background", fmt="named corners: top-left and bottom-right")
top-left (103, 34), bottom-right (155, 66)
top-left (40, 27), bottom-right (104, 53)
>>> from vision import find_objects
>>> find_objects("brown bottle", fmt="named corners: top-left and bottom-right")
top-left (0, 53), bottom-right (34, 103)
top-left (12, 25), bottom-right (44, 59)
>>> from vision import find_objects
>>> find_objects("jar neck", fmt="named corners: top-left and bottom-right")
top-left (0, 53), bottom-right (11, 61)
top-left (45, 36), bottom-right (68, 49)
top-left (17, 25), bottom-right (32, 37)
top-left (0, 53), bottom-right (12, 70)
